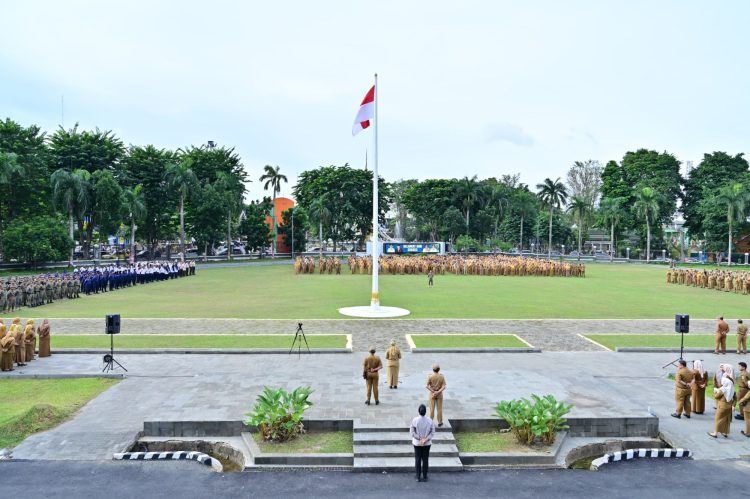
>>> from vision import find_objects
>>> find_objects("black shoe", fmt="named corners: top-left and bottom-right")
top-left (388, 386), bottom-right (393, 389)
top-left (671, 413), bottom-right (681, 419)
top-left (735, 414), bottom-right (745, 420)
top-left (422, 476), bottom-right (428, 482)
top-left (684, 414), bottom-right (690, 419)
top-left (438, 423), bottom-right (443, 427)
top-left (365, 401), bottom-right (370, 405)
top-left (416, 477), bottom-right (422, 482)
top-left (375, 400), bottom-right (380, 405)
top-left (394, 386), bottom-right (398, 389)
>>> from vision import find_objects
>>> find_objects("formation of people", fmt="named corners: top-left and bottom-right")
top-left (361, 341), bottom-right (446, 429)
top-left (0, 318), bottom-right (51, 371)
top-left (714, 316), bottom-right (747, 355)
top-left (296, 255), bottom-right (585, 277)
top-left (1, 275), bottom-right (81, 312)
top-left (666, 268), bottom-right (750, 294)
top-left (672, 359), bottom-right (750, 439)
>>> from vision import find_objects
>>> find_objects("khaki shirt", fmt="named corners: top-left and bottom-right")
top-left (427, 372), bottom-right (446, 398)
top-left (738, 324), bottom-right (748, 337)
top-left (675, 367), bottom-right (694, 395)
top-left (717, 320), bottom-right (729, 336)
top-left (363, 354), bottom-right (382, 374)
top-left (385, 346), bottom-right (401, 367)
top-left (738, 371), bottom-right (750, 402)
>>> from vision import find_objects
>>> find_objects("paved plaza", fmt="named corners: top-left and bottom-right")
top-left (5, 350), bottom-right (750, 462)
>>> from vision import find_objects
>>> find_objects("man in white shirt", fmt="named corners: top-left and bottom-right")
top-left (410, 404), bottom-right (435, 482)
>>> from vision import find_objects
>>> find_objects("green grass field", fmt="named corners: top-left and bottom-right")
top-left (252, 431), bottom-right (352, 453)
top-left (454, 430), bottom-right (538, 453)
top-left (0, 378), bottom-right (118, 448)
top-left (410, 334), bottom-right (527, 348)
top-left (51, 334), bottom-right (347, 349)
top-left (587, 334), bottom-right (721, 350)
top-left (5, 263), bottom-right (750, 319)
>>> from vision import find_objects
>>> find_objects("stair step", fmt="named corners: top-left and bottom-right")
top-left (353, 424), bottom-right (452, 433)
top-left (353, 443), bottom-right (458, 458)
top-left (354, 432), bottom-right (455, 446)
top-left (353, 456), bottom-right (463, 472)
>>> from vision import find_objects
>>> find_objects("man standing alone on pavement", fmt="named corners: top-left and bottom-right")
top-left (363, 347), bottom-right (382, 406)
top-left (736, 362), bottom-right (749, 422)
top-left (426, 364), bottom-right (446, 426)
top-left (672, 359), bottom-right (694, 419)
top-left (737, 320), bottom-right (748, 354)
top-left (715, 316), bottom-right (729, 355)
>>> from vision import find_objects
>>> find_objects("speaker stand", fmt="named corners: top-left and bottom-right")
top-left (662, 332), bottom-right (686, 369)
top-left (102, 333), bottom-right (127, 373)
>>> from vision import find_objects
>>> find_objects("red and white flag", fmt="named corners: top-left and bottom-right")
top-left (352, 85), bottom-right (375, 136)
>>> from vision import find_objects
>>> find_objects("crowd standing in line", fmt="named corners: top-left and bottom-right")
top-left (667, 268), bottom-right (750, 294)
top-left (296, 255), bottom-right (585, 277)
top-left (0, 318), bottom-right (52, 372)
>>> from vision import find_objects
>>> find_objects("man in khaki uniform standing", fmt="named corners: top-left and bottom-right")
top-left (736, 362), bottom-right (749, 422)
top-left (715, 316), bottom-right (729, 354)
top-left (739, 365), bottom-right (750, 436)
top-left (385, 339), bottom-right (401, 389)
top-left (426, 364), bottom-right (446, 427)
top-left (737, 320), bottom-right (748, 355)
top-left (672, 359), bottom-right (695, 419)
top-left (362, 347), bottom-right (382, 405)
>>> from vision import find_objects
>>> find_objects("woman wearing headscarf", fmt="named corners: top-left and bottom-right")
top-left (24, 319), bottom-right (36, 361)
top-left (691, 360), bottom-right (709, 414)
top-left (709, 364), bottom-right (735, 438)
top-left (0, 324), bottom-right (15, 371)
top-left (713, 364), bottom-right (728, 410)
top-left (37, 319), bottom-right (51, 358)
top-left (385, 339), bottom-right (401, 389)
top-left (11, 317), bottom-right (26, 367)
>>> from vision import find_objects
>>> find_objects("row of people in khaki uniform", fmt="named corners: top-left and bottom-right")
top-left (0, 318), bottom-right (51, 371)
top-left (667, 268), bottom-right (750, 294)
top-left (713, 316), bottom-right (747, 354)
top-left (672, 360), bottom-right (750, 439)
top-left (362, 342), bottom-right (446, 426)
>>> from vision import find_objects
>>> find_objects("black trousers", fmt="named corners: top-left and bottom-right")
top-left (414, 444), bottom-right (431, 478)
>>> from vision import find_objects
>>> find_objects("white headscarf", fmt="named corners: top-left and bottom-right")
top-left (720, 365), bottom-right (735, 403)
top-left (693, 360), bottom-right (706, 377)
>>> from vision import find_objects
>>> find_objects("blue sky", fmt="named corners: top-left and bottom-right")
top-left (1, 1), bottom-right (748, 200)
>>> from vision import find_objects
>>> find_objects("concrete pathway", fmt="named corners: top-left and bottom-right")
top-left (6, 351), bottom-right (750, 461)
top-left (34, 318), bottom-right (729, 352)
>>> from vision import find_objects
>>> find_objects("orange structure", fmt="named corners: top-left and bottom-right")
top-left (265, 197), bottom-right (295, 253)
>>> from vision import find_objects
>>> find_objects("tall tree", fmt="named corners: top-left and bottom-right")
top-left (566, 160), bottom-right (602, 204)
top-left (598, 197), bottom-right (624, 261)
top-left (513, 190), bottom-right (537, 251)
top-left (716, 182), bottom-right (750, 266)
top-left (391, 179), bottom-right (418, 240)
top-left (50, 168), bottom-right (90, 265)
top-left (567, 196), bottom-right (591, 258)
top-left (215, 172), bottom-right (246, 261)
top-left (259, 165), bottom-right (288, 257)
top-left (536, 178), bottom-right (568, 258)
top-left (165, 159), bottom-right (198, 261)
top-left (633, 187), bottom-right (661, 261)
top-left (455, 175), bottom-right (479, 233)
top-left (308, 195), bottom-right (331, 260)
top-left (121, 184), bottom-right (146, 264)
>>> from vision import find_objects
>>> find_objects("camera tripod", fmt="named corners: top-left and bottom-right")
top-left (289, 322), bottom-right (310, 358)
top-left (102, 333), bottom-right (127, 373)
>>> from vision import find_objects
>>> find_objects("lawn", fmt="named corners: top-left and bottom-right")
top-left (586, 334), bottom-right (719, 350)
top-left (0, 378), bottom-right (118, 448)
top-left (252, 431), bottom-right (352, 453)
top-left (410, 334), bottom-right (527, 348)
top-left (51, 334), bottom-right (347, 349)
top-left (454, 430), bottom-right (542, 453)
top-left (7, 262), bottom-right (750, 319)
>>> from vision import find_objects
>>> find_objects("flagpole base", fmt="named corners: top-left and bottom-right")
top-left (338, 305), bottom-right (411, 318)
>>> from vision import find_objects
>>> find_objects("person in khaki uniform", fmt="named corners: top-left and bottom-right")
top-left (709, 365), bottom-right (735, 438)
top-left (0, 324), bottom-right (15, 371)
top-left (426, 364), bottom-right (446, 427)
top-left (736, 362), bottom-right (749, 422)
top-left (715, 316), bottom-right (729, 354)
top-left (691, 360), bottom-right (709, 415)
top-left (362, 347), bottom-right (382, 405)
top-left (738, 369), bottom-right (750, 437)
top-left (12, 318), bottom-right (26, 367)
top-left (24, 319), bottom-right (36, 361)
top-left (672, 359), bottom-right (695, 418)
top-left (37, 319), bottom-right (51, 358)
top-left (385, 339), bottom-right (401, 389)
top-left (737, 320), bottom-right (748, 355)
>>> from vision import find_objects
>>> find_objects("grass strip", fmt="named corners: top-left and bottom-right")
top-left (51, 334), bottom-right (347, 349)
top-left (585, 334), bottom-right (719, 350)
top-left (411, 334), bottom-right (526, 349)
top-left (454, 430), bottom-right (542, 453)
top-left (252, 431), bottom-right (353, 453)
top-left (0, 378), bottom-right (118, 448)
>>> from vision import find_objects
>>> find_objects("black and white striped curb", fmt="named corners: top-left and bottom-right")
top-left (591, 448), bottom-right (691, 470)
top-left (113, 451), bottom-right (223, 472)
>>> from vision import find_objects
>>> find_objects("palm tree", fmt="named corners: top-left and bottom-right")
top-left (259, 165), bottom-right (288, 258)
top-left (598, 197), bottom-right (624, 262)
top-left (567, 196), bottom-right (591, 260)
top-left (455, 175), bottom-right (479, 233)
top-left (716, 182), bottom-right (750, 266)
top-left (51, 168), bottom-right (89, 265)
top-left (536, 178), bottom-right (569, 258)
top-left (491, 184), bottom-right (511, 237)
top-left (0, 152), bottom-right (22, 241)
top-left (165, 159), bottom-right (197, 262)
top-left (514, 191), bottom-right (537, 251)
top-left (122, 184), bottom-right (146, 264)
top-left (633, 187), bottom-right (660, 262)
top-left (308, 195), bottom-right (331, 261)
top-left (216, 172), bottom-right (245, 261)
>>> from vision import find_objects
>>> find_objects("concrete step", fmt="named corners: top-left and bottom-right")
top-left (353, 456), bottom-right (463, 473)
top-left (353, 443), bottom-right (458, 458)
top-left (354, 432), bottom-right (455, 446)
top-left (353, 424), bottom-right (452, 433)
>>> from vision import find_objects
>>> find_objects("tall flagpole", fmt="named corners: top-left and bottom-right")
top-left (371, 73), bottom-right (380, 309)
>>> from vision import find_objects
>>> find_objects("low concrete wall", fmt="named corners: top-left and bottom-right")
top-left (460, 432), bottom-right (567, 466)
top-left (449, 416), bottom-right (658, 439)
top-left (563, 439), bottom-right (667, 468)
top-left (143, 419), bottom-right (353, 438)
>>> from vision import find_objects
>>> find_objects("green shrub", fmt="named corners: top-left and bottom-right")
top-left (494, 394), bottom-right (572, 446)
top-left (245, 386), bottom-right (314, 442)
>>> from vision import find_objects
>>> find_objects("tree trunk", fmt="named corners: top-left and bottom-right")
top-left (577, 221), bottom-right (582, 261)
top-left (728, 219), bottom-right (733, 266)
top-left (646, 216), bottom-right (651, 262)
top-left (610, 223), bottom-right (614, 262)
top-left (130, 219), bottom-right (136, 265)
top-left (319, 220), bottom-right (323, 261)
top-left (519, 214), bottom-right (524, 251)
top-left (227, 211), bottom-right (232, 262)
top-left (271, 193), bottom-right (277, 258)
top-left (465, 208), bottom-right (470, 235)
top-left (68, 211), bottom-right (75, 266)
top-left (179, 194), bottom-right (185, 262)
top-left (548, 207), bottom-right (553, 259)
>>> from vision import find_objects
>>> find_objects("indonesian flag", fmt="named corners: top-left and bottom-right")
top-left (352, 85), bottom-right (375, 136)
